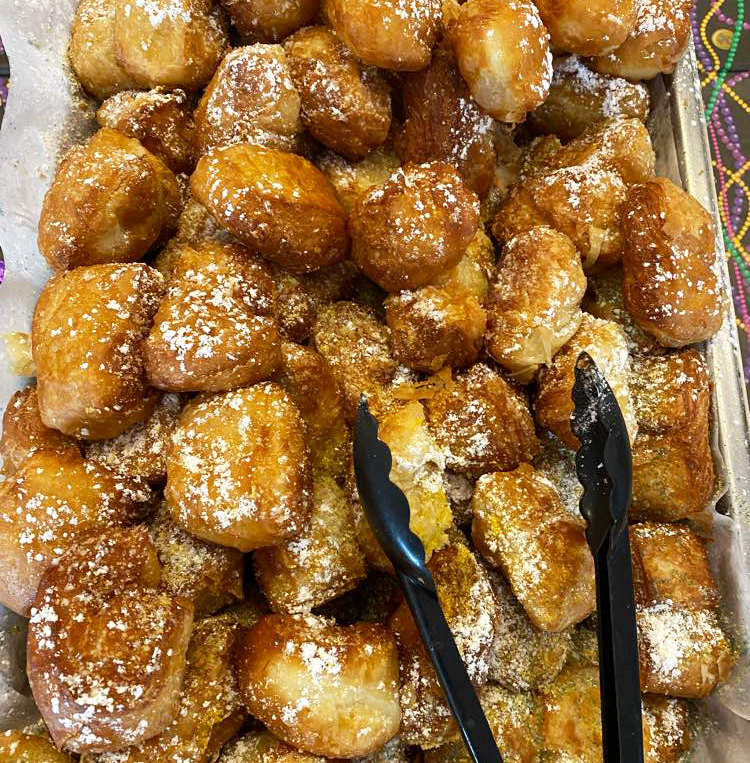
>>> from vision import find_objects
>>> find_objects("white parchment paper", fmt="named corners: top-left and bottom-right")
top-left (0, 2), bottom-right (749, 757)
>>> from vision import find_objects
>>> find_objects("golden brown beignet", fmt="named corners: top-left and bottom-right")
top-left (590, 0), bottom-right (693, 81)
top-left (349, 162), bottom-right (480, 292)
top-left (448, 0), bottom-right (552, 123)
top-left (96, 88), bottom-right (196, 174)
top-left (535, 314), bottom-right (637, 449)
top-left (255, 474), bottom-right (366, 613)
top-left (149, 502), bottom-right (244, 617)
top-left (325, 0), bottom-right (442, 72)
top-left (85, 392), bottom-right (182, 483)
top-left (622, 177), bottom-right (724, 347)
top-left (113, 0), bottom-right (229, 90)
top-left (88, 615), bottom-right (245, 763)
top-left (395, 50), bottom-right (496, 197)
top-left (191, 143), bottom-right (349, 274)
top-left (32, 263), bottom-right (165, 440)
top-left (236, 614), bottom-right (401, 758)
top-left (285, 26), bottom-right (391, 159)
top-left (528, 56), bottom-right (650, 141)
top-left (27, 526), bottom-right (194, 754)
top-left (472, 464), bottom-right (595, 632)
top-left (38, 129), bottom-right (181, 271)
top-left (0, 448), bottom-right (151, 617)
top-left (144, 241), bottom-right (281, 392)
top-left (0, 386), bottom-right (79, 475)
top-left (166, 383), bottom-right (312, 551)
top-left (194, 45), bottom-right (303, 154)
top-left (425, 363), bottom-right (540, 478)
top-left (311, 301), bottom-right (397, 423)
top-left (221, 0), bottom-right (320, 43)
top-left (535, 0), bottom-right (637, 56)
top-left (486, 227), bottom-right (586, 383)
top-left (69, 0), bottom-right (140, 100)
top-left (629, 350), bottom-right (715, 521)
top-left (0, 730), bottom-right (75, 762)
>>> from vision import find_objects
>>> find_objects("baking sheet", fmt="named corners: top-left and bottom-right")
top-left (1, 1), bottom-right (750, 757)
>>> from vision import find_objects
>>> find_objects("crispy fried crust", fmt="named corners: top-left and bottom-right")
top-left (0, 730), bottom-right (75, 762)
top-left (191, 144), bottom-right (349, 274)
top-left (0, 386), bottom-right (79, 475)
top-left (629, 350), bottom-right (715, 521)
top-left (194, 45), bottom-right (302, 154)
top-left (236, 614), bottom-right (401, 758)
top-left (113, 0), bottom-right (229, 90)
top-left (0, 449), bottom-right (151, 616)
top-left (622, 177), bottom-right (723, 347)
top-left (535, 0), bottom-right (637, 56)
top-left (448, 0), bottom-right (552, 122)
top-left (486, 227), bottom-right (586, 383)
top-left (285, 26), bottom-right (391, 159)
top-left (220, 0), bottom-right (320, 43)
top-left (472, 464), bottom-right (595, 632)
top-left (32, 263), bottom-right (165, 440)
top-left (590, 0), bottom-right (693, 80)
top-left (528, 56), bottom-right (650, 141)
top-left (38, 129), bottom-right (181, 271)
top-left (325, 0), bottom-right (442, 72)
top-left (349, 162), bottom-right (480, 292)
top-left (425, 363), bottom-right (540, 478)
top-left (27, 526), bottom-right (194, 754)
top-left (96, 88), bottom-right (197, 173)
top-left (166, 383), bottom-right (312, 551)
top-left (394, 50), bottom-right (496, 197)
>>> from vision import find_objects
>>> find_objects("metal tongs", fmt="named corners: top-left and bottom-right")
top-left (571, 352), bottom-right (644, 763)
top-left (353, 399), bottom-right (504, 763)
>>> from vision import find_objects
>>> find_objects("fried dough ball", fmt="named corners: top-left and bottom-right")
top-left (486, 227), bottom-right (586, 384)
top-left (237, 614), bottom-right (401, 757)
top-left (472, 464), bottom-right (595, 632)
top-left (528, 55), bottom-right (650, 141)
top-left (113, 0), bottom-right (229, 90)
top-left (316, 147), bottom-right (401, 214)
top-left (486, 569), bottom-right (572, 692)
top-left (144, 242), bottom-right (281, 392)
top-left (220, 0), bottom-right (320, 42)
top-left (27, 526), bottom-right (194, 754)
top-left (285, 27), bottom-right (391, 159)
top-left (32, 263), bottom-right (165, 440)
top-left (391, 544), bottom-right (500, 747)
top-left (350, 162), bottom-right (480, 292)
top-left (448, 0), bottom-right (552, 123)
top-left (0, 730), bottom-right (74, 762)
top-left (216, 730), bottom-right (329, 763)
top-left (0, 448), bottom-right (151, 616)
top-left (69, 0), bottom-right (141, 99)
top-left (535, 314), bottom-right (637, 449)
top-left (325, 0), bottom-right (443, 72)
top-left (394, 50), bottom-right (496, 197)
top-left (85, 392), bottom-right (182, 483)
top-left (535, 0), bottom-right (637, 57)
top-left (629, 351), bottom-right (715, 521)
top-left (311, 301), bottom-right (397, 422)
top-left (255, 474), bottom-right (366, 613)
top-left (622, 177), bottom-right (723, 347)
top-left (425, 686), bottom-right (543, 763)
top-left (424, 363), bottom-right (540, 478)
top-left (194, 45), bottom-right (303, 154)
top-left (275, 341), bottom-right (349, 479)
top-left (590, 0), bottom-right (692, 81)
top-left (166, 384), bottom-right (312, 551)
top-left (149, 503), bottom-right (244, 617)
top-left (351, 399), bottom-right (453, 571)
top-left (191, 143), bottom-right (349, 273)
top-left (642, 697), bottom-right (693, 763)
top-left (96, 88), bottom-right (197, 173)
top-left (0, 386), bottom-right (79, 475)
top-left (38, 129), bottom-right (181, 271)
